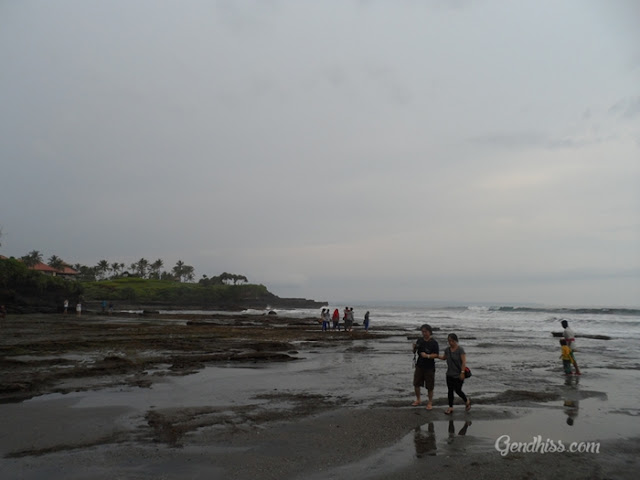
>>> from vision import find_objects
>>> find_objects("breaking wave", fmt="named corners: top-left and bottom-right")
top-left (484, 306), bottom-right (640, 316)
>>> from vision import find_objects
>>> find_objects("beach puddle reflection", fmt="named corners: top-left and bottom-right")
top-left (467, 400), bottom-right (640, 444)
top-left (303, 400), bottom-right (640, 480)
top-left (302, 420), bottom-right (486, 480)
top-left (413, 419), bottom-right (476, 457)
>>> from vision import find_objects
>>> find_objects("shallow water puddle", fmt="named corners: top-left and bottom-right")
top-left (468, 401), bottom-right (640, 444)
top-left (301, 404), bottom-right (640, 480)
top-left (300, 420), bottom-right (487, 480)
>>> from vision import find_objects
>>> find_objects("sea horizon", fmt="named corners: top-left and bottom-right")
top-left (322, 299), bottom-right (640, 311)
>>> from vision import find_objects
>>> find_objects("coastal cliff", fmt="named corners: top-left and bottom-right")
top-left (1, 271), bottom-right (326, 313)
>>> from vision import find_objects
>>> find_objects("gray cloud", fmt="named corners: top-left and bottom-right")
top-left (469, 132), bottom-right (548, 149)
top-left (1, 0), bottom-right (639, 307)
top-left (468, 131), bottom-right (601, 150)
top-left (609, 96), bottom-right (640, 119)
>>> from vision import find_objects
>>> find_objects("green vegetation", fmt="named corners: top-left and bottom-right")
top-left (81, 277), bottom-right (272, 307)
top-left (1, 248), bottom-right (324, 311)
top-left (47, 255), bottom-right (65, 271)
top-left (0, 258), bottom-right (83, 311)
top-left (83, 257), bottom-right (195, 282)
top-left (8, 249), bottom-right (253, 287)
top-left (20, 250), bottom-right (43, 268)
top-left (1, 257), bottom-right (275, 311)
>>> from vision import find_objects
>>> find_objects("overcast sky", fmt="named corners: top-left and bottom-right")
top-left (1, 0), bottom-right (639, 307)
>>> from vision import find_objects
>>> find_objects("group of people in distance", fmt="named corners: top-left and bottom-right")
top-left (412, 324), bottom-right (470, 415)
top-left (63, 299), bottom-right (82, 316)
top-left (319, 308), bottom-right (370, 332)
top-left (63, 299), bottom-right (114, 316)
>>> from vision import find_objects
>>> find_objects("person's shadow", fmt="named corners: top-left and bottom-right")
top-left (414, 422), bottom-right (437, 457)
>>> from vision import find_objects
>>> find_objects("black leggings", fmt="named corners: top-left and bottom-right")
top-left (446, 375), bottom-right (468, 407)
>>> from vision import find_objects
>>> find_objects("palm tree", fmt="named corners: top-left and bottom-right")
top-left (172, 260), bottom-right (186, 282)
top-left (96, 260), bottom-right (110, 280)
top-left (134, 258), bottom-right (149, 278)
top-left (149, 259), bottom-right (164, 279)
top-left (110, 262), bottom-right (121, 278)
top-left (172, 260), bottom-right (195, 282)
top-left (21, 250), bottom-right (43, 267)
top-left (48, 255), bottom-right (65, 272)
top-left (183, 265), bottom-right (195, 283)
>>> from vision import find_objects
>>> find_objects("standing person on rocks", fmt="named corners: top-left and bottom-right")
top-left (343, 307), bottom-right (353, 332)
top-left (332, 308), bottom-right (340, 330)
top-left (322, 308), bottom-right (331, 332)
top-left (561, 319), bottom-right (581, 375)
top-left (412, 324), bottom-right (439, 410)
top-left (438, 333), bottom-right (470, 414)
top-left (363, 311), bottom-right (370, 331)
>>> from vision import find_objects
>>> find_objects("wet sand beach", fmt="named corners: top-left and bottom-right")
top-left (0, 312), bottom-right (639, 479)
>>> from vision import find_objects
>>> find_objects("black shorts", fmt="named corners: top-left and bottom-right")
top-left (413, 367), bottom-right (435, 391)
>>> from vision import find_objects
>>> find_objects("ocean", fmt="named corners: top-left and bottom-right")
top-left (264, 303), bottom-right (640, 365)
top-left (162, 303), bottom-right (640, 374)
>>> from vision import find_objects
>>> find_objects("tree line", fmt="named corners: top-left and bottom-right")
top-left (14, 250), bottom-right (248, 285)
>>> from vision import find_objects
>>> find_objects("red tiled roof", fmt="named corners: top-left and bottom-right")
top-left (1, 257), bottom-right (79, 275)
top-left (30, 262), bottom-right (79, 275)
top-left (32, 262), bottom-right (59, 273)
top-left (59, 265), bottom-right (79, 275)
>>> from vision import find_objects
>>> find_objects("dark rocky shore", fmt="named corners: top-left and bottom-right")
top-left (0, 311), bottom-right (374, 404)
top-left (1, 312), bottom-right (638, 480)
